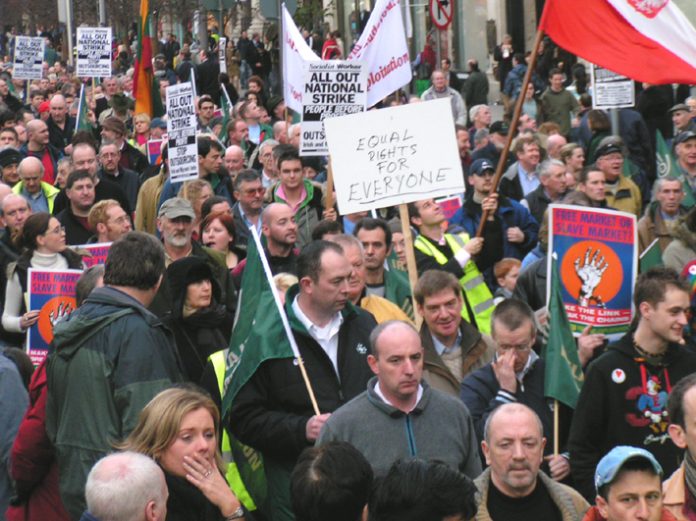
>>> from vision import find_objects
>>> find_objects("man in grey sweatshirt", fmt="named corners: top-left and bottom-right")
top-left (316, 320), bottom-right (482, 479)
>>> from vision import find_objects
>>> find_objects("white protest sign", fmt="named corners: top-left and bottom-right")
top-left (324, 98), bottom-right (465, 214)
top-left (166, 82), bottom-right (199, 183)
top-left (591, 64), bottom-right (634, 109)
top-left (301, 61), bottom-right (367, 156)
top-left (13, 36), bottom-right (45, 80)
top-left (282, 3), bottom-right (320, 113)
top-left (76, 27), bottom-right (113, 78)
top-left (218, 37), bottom-right (227, 72)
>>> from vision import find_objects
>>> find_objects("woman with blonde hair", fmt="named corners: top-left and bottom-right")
top-left (178, 179), bottom-right (214, 238)
top-left (119, 387), bottom-right (249, 521)
top-left (560, 142), bottom-right (585, 190)
top-left (130, 112), bottom-right (152, 153)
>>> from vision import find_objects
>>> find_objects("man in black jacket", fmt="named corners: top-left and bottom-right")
top-left (228, 240), bottom-right (377, 521)
top-left (569, 267), bottom-right (696, 502)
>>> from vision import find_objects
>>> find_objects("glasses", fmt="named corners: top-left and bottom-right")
top-left (242, 187), bottom-right (265, 196)
top-left (44, 225), bottom-right (66, 235)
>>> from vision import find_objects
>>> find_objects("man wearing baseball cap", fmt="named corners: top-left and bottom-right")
top-left (673, 131), bottom-right (696, 207)
top-left (149, 197), bottom-right (237, 324)
top-left (594, 141), bottom-right (642, 217)
top-left (585, 446), bottom-right (666, 521)
top-left (451, 157), bottom-right (538, 287)
top-left (0, 147), bottom-right (22, 186)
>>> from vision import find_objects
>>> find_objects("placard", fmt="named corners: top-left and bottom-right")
top-left (219, 37), bottom-right (227, 73)
top-left (26, 269), bottom-right (82, 365)
top-left (79, 242), bottom-right (112, 267)
top-left (76, 27), bottom-right (113, 78)
top-left (591, 64), bottom-right (635, 109)
top-left (166, 82), bottom-right (199, 183)
top-left (13, 36), bottom-right (45, 80)
top-left (323, 98), bottom-right (465, 214)
top-left (547, 204), bottom-right (637, 339)
top-left (147, 139), bottom-right (164, 165)
top-left (300, 60), bottom-right (367, 156)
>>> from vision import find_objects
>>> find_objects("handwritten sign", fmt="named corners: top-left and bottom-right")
top-left (324, 98), bottom-right (465, 214)
top-left (13, 36), bottom-right (45, 80)
top-left (547, 204), bottom-right (637, 339)
top-left (300, 61), bottom-right (367, 156)
top-left (76, 27), bottom-right (113, 78)
top-left (166, 82), bottom-right (198, 183)
top-left (78, 242), bottom-right (111, 267)
top-left (26, 269), bottom-right (82, 365)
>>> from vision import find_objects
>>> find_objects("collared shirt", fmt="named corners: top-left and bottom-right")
top-left (248, 123), bottom-right (261, 144)
top-left (292, 295), bottom-right (343, 376)
top-left (517, 163), bottom-right (540, 196)
top-left (261, 171), bottom-right (273, 188)
top-left (238, 204), bottom-right (262, 237)
top-left (276, 184), bottom-right (307, 214)
top-left (164, 245), bottom-right (193, 267)
top-left (374, 380), bottom-right (424, 413)
top-left (431, 330), bottom-right (463, 356)
top-left (22, 187), bottom-right (48, 213)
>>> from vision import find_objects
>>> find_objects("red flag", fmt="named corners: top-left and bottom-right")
top-left (133, 0), bottom-right (154, 116)
top-left (541, 0), bottom-right (696, 84)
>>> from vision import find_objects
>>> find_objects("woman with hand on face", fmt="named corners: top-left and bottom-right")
top-left (163, 257), bottom-right (233, 383)
top-left (2, 212), bottom-right (84, 335)
top-left (119, 387), bottom-right (250, 521)
top-left (200, 211), bottom-right (245, 271)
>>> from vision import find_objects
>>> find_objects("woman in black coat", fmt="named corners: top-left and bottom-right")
top-left (163, 257), bottom-right (232, 383)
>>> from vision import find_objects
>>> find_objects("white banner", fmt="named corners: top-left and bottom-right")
top-left (76, 27), bottom-right (113, 78)
top-left (324, 98), bottom-right (464, 214)
top-left (219, 37), bottom-right (227, 73)
top-left (348, 0), bottom-right (411, 107)
top-left (13, 36), bottom-right (45, 80)
top-left (166, 82), bottom-right (199, 184)
top-left (282, 3), bottom-right (320, 113)
top-left (301, 61), bottom-right (367, 156)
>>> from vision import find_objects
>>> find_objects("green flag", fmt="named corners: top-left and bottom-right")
top-left (75, 84), bottom-right (91, 132)
top-left (543, 255), bottom-right (584, 408)
top-left (218, 84), bottom-right (232, 143)
top-left (656, 129), bottom-right (677, 179)
top-left (639, 239), bottom-right (662, 273)
top-left (221, 230), bottom-right (297, 511)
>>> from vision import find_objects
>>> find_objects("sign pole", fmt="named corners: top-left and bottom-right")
top-left (398, 204), bottom-right (423, 329)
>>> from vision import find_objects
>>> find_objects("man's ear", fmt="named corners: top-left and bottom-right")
top-left (668, 423), bottom-right (688, 449)
top-left (596, 495), bottom-right (609, 519)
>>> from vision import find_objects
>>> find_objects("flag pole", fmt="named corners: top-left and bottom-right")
top-left (398, 204), bottom-right (423, 329)
top-left (553, 399), bottom-right (559, 456)
top-left (325, 158), bottom-right (334, 212)
top-left (249, 226), bottom-right (321, 416)
top-left (475, 25), bottom-right (546, 238)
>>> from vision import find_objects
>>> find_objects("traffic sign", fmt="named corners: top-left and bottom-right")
top-left (429, 0), bottom-right (453, 30)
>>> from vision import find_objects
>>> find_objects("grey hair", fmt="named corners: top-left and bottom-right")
top-left (330, 233), bottom-right (364, 256)
top-left (474, 128), bottom-right (489, 145)
top-left (652, 175), bottom-right (683, 199)
top-left (259, 139), bottom-right (279, 154)
top-left (85, 451), bottom-right (166, 521)
top-left (538, 158), bottom-right (565, 179)
top-left (469, 104), bottom-right (487, 123)
top-left (483, 403), bottom-right (544, 443)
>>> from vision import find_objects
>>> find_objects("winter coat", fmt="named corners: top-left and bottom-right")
top-left (664, 215), bottom-right (696, 273)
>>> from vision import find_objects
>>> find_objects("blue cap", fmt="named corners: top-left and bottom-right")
top-left (470, 158), bottom-right (495, 176)
top-left (595, 446), bottom-right (662, 493)
top-left (150, 117), bottom-right (167, 129)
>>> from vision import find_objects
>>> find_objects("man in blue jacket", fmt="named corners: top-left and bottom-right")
top-left (451, 158), bottom-right (538, 288)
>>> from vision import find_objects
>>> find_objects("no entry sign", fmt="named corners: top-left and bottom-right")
top-left (429, 0), bottom-right (453, 30)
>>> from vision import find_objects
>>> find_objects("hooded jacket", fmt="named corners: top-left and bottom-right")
top-left (568, 333), bottom-right (696, 502)
top-left (45, 287), bottom-right (183, 519)
top-left (663, 214), bottom-right (696, 273)
top-left (163, 257), bottom-right (230, 383)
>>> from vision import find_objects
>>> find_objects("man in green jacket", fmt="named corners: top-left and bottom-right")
top-left (46, 232), bottom-right (183, 520)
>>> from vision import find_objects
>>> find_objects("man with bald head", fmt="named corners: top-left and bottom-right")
top-left (0, 193), bottom-right (31, 347)
top-left (224, 145), bottom-right (245, 181)
top-left (47, 94), bottom-right (75, 153)
top-left (545, 134), bottom-right (567, 160)
top-left (13, 156), bottom-right (60, 213)
top-left (232, 202), bottom-right (299, 285)
top-left (273, 121), bottom-right (289, 144)
top-left (20, 119), bottom-right (61, 185)
top-left (317, 319), bottom-right (481, 478)
top-left (475, 403), bottom-right (589, 521)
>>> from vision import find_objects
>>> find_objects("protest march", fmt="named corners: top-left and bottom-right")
top-left (1, 1), bottom-right (696, 521)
